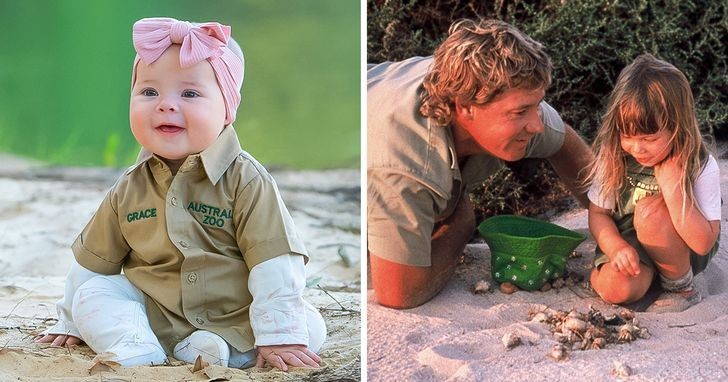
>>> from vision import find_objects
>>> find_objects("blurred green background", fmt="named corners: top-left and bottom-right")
top-left (0, 0), bottom-right (360, 169)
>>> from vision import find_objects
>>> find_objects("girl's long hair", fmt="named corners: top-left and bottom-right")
top-left (584, 54), bottom-right (711, 215)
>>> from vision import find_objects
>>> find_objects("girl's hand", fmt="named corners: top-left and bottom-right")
top-left (255, 344), bottom-right (321, 372)
top-left (609, 244), bottom-right (641, 277)
top-left (34, 333), bottom-right (83, 347)
top-left (653, 155), bottom-right (682, 191)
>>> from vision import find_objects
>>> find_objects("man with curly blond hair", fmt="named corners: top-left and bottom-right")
top-left (368, 18), bottom-right (593, 308)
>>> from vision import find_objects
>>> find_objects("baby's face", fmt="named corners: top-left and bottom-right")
top-left (130, 45), bottom-right (226, 161)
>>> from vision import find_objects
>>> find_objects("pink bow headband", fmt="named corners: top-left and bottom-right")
top-left (131, 17), bottom-right (245, 125)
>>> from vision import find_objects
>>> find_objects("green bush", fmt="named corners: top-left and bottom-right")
top-left (469, 159), bottom-right (577, 221)
top-left (368, 0), bottom-right (727, 218)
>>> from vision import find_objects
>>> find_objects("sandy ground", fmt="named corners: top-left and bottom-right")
top-left (0, 154), bottom-right (361, 381)
top-left (368, 151), bottom-right (728, 381)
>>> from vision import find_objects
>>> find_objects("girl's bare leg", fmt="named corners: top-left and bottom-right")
top-left (633, 195), bottom-right (691, 279)
top-left (590, 262), bottom-right (654, 304)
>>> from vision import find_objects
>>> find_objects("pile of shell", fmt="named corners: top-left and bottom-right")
top-left (528, 305), bottom-right (650, 360)
top-left (538, 269), bottom-right (583, 292)
top-left (494, 269), bottom-right (584, 294)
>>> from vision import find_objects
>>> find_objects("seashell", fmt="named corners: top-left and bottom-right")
top-left (563, 317), bottom-right (588, 333)
top-left (499, 282), bottom-right (518, 294)
top-left (603, 313), bottom-right (625, 326)
top-left (558, 328), bottom-right (579, 344)
top-left (531, 312), bottom-right (549, 323)
top-left (567, 330), bottom-right (581, 344)
top-left (501, 332), bottom-right (521, 350)
top-left (637, 327), bottom-right (651, 339)
top-left (618, 308), bottom-right (635, 321)
top-left (580, 339), bottom-right (590, 351)
top-left (611, 360), bottom-right (633, 377)
top-left (587, 307), bottom-right (605, 327)
top-left (552, 310), bottom-right (568, 322)
top-left (590, 337), bottom-right (606, 349)
top-left (618, 323), bottom-right (636, 342)
top-left (585, 325), bottom-right (608, 339)
top-left (581, 329), bottom-right (594, 343)
top-left (553, 332), bottom-right (569, 344)
top-left (473, 280), bottom-right (491, 294)
top-left (567, 310), bottom-right (586, 321)
top-left (547, 343), bottom-right (568, 361)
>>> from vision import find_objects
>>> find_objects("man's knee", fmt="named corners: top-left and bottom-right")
top-left (374, 289), bottom-right (429, 309)
top-left (371, 270), bottom-right (440, 309)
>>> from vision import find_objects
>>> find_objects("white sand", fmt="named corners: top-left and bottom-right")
top-left (0, 155), bottom-right (361, 381)
top-left (367, 153), bottom-right (728, 381)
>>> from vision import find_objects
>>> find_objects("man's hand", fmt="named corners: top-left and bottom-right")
top-left (34, 333), bottom-right (83, 347)
top-left (255, 344), bottom-right (321, 372)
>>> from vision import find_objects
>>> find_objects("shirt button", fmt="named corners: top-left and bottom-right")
top-left (187, 272), bottom-right (197, 284)
top-left (179, 241), bottom-right (189, 249)
top-left (170, 197), bottom-right (178, 206)
top-left (196, 317), bottom-right (205, 325)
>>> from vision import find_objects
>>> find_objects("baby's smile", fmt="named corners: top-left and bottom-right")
top-left (156, 124), bottom-right (185, 135)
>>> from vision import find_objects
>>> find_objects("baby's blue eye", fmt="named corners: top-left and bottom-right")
top-left (141, 88), bottom-right (158, 96)
top-left (182, 90), bottom-right (200, 98)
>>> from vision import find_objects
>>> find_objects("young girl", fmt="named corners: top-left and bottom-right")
top-left (34, 17), bottom-right (326, 370)
top-left (586, 54), bottom-right (721, 313)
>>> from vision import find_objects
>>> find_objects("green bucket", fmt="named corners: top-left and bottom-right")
top-left (478, 215), bottom-right (586, 291)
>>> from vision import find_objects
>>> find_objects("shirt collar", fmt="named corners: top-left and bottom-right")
top-left (127, 126), bottom-right (243, 185)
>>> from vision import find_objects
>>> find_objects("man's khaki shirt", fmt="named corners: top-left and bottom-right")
top-left (368, 56), bottom-right (565, 267)
top-left (72, 126), bottom-right (307, 353)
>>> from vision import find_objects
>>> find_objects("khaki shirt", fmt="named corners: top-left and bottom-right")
top-left (367, 56), bottom-right (565, 266)
top-left (72, 126), bottom-right (307, 353)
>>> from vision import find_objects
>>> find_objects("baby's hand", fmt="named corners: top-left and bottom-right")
top-left (609, 244), bottom-right (641, 277)
top-left (34, 333), bottom-right (83, 347)
top-left (255, 344), bottom-right (321, 372)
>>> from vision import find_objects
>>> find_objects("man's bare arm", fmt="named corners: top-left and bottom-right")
top-left (547, 124), bottom-right (594, 208)
top-left (369, 196), bottom-right (475, 309)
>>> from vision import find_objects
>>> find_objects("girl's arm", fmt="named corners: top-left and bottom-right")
top-left (248, 254), bottom-right (320, 371)
top-left (589, 203), bottom-right (642, 276)
top-left (35, 259), bottom-right (102, 346)
top-left (654, 157), bottom-right (720, 255)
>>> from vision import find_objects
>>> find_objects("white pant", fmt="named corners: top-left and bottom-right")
top-left (72, 274), bottom-right (326, 367)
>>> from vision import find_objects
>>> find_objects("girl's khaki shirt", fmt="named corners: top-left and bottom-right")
top-left (72, 126), bottom-right (308, 353)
